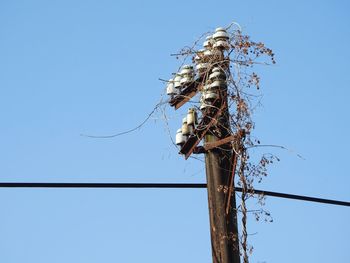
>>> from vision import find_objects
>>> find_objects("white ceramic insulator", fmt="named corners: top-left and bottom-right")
top-left (180, 69), bottom-right (193, 75)
top-left (188, 125), bottom-right (194, 135)
top-left (182, 122), bottom-right (190, 135)
top-left (174, 74), bottom-right (182, 89)
top-left (213, 28), bottom-right (229, 40)
top-left (176, 129), bottom-right (185, 145)
top-left (180, 76), bottom-right (194, 85)
top-left (196, 63), bottom-right (209, 72)
top-left (187, 112), bottom-right (195, 125)
top-left (204, 92), bottom-right (219, 101)
top-left (213, 39), bottom-right (230, 50)
top-left (166, 80), bottom-right (176, 95)
top-left (209, 71), bottom-right (226, 81)
top-left (210, 80), bottom-right (226, 89)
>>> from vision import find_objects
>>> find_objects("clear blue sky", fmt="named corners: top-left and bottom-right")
top-left (1, 0), bottom-right (349, 262)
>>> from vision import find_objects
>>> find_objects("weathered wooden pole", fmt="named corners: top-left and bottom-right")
top-left (204, 79), bottom-right (241, 263)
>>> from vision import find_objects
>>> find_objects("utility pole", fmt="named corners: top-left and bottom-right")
top-left (166, 27), bottom-right (241, 263)
top-left (205, 135), bottom-right (240, 263)
top-left (204, 93), bottom-right (241, 262)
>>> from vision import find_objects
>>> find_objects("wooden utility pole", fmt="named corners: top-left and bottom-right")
top-left (204, 84), bottom-right (241, 263)
top-left (166, 26), bottom-right (241, 263)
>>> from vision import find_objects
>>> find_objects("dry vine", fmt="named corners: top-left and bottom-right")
top-left (81, 21), bottom-right (279, 263)
top-left (163, 22), bottom-right (278, 262)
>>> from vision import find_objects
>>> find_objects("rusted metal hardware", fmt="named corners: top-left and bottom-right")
top-left (204, 134), bottom-right (236, 151)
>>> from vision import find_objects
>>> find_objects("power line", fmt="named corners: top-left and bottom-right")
top-left (0, 182), bottom-right (349, 207)
top-left (250, 188), bottom-right (350, 207)
top-left (0, 182), bottom-right (205, 188)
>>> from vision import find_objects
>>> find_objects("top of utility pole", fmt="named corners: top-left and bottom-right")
top-left (163, 22), bottom-right (276, 263)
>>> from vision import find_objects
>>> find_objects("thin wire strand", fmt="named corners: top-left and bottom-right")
top-left (80, 101), bottom-right (166, 139)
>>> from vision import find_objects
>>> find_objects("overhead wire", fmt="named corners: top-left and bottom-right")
top-left (0, 182), bottom-right (348, 207)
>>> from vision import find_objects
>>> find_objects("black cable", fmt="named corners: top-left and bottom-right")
top-left (0, 182), bottom-right (205, 189)
top-left (247, 188), bottom-right (350, 207)
top-left (0, 182), bottom-right (349, 207)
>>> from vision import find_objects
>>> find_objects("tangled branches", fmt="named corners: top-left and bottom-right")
top-left (164, 22), bottom-right (278, 262)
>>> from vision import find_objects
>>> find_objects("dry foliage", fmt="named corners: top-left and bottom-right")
top-left (163, 22), bottom-right (278, 263)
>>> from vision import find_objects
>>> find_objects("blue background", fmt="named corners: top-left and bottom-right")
top-left (1, 0), bottom-right (349, 262)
